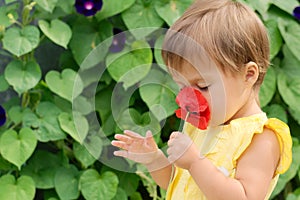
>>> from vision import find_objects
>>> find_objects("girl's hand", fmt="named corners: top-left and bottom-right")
top-left (167, 132), bottom-right (199, 170)
top-left (111, 130), bottom-right (159, 165)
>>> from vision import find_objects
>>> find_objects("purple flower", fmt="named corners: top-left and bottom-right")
top-left (0, 105), bottom-right (6, 127)
top-left (109, 28), bottom-right (126, 53)
top-left (293, 6), bottom-right (300, 20)
top-left (75, 0), bottom-right (103, 16)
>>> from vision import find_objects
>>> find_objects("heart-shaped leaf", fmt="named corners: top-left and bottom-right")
top-left (79, 169), bottom-right (118, 200)
top-left (263, 104), bottom-right (288, 123)
top-left (278, 19), bottom-right (300, 62)
top-left (271, 0), bottom-right (298, 15)
top-left (73, 142), bottom-right (96, 168)
top-left (259, 67), bottom-right (276, 107)
top-left (95, 88), bottom-right (116, 136)
top-left (35, 0), bottom-right (58, 13)
top-left (54, 165), bottom-right (80, 200)
top-left (0, 128), bottom-right (37, 170)
top-left (8, 106), bottom-right (32, 124)
top-left (281, 45), bottom-right (300, 78)
top-left (112, 188), bottom-right (127, 200)
top-left (70, 19), bottom-right (112, 65)
top-left (4, 60), bottom-right (41, 95)
top-left (265, 20), bottom-right (282, 60)
top-left (45, 69), bottom-right (83, 102)
top-left (140, 68), bottom-right (179, 121)
top-left (154, 35), bottom-right (168, 71)
top-left (0, 4), bottom-right (18, 28)
top-left (96, 0), bottom-right (135, 21)
top-left (22, 102), bottom-right (66, 142)
top-left (277, 73), bottom-right (300, 113)
top-left (3, 26), bottom-right (40, 57)
top-left (116, 108), bottom-right (161, 142)
top-left (58, 112), bottom-right (88, 143)
top-left (39, 19), bottom-right (72, 49)
top-left (107, 40), bottom-right (152, 90)
top-left (0, 74), bottom-right (9, 92)
top-left (21, 150), bottom-right (63, 189)
top-left (122, 0), bottom-right (164, 37)
top-left (155, 0), bottom-right (193, 26)
top-left (0, 174), bottom-right (35, 200)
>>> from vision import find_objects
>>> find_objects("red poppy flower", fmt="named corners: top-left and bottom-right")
top-left (175, 87), bottom-right (210, 130)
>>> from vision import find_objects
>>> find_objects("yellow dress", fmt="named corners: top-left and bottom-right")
top-left (166, 113), bottom-right (292, 200)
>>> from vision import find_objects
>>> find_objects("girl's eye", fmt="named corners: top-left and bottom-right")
top-left (197, 86), bottom-right (209, 91)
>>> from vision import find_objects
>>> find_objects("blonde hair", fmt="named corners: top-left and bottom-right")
top-left (162, 0), bottom-right (270, 86)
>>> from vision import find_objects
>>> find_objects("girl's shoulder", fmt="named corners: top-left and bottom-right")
top-left (231, 113), bottom-right (292, 175)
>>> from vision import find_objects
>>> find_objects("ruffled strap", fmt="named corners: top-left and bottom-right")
top-left (265, 118), bottom-right (292, 175)
top-left (232, 116), bottom-right (292, 175)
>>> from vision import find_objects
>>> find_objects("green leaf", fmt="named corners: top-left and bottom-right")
top-left (54, 165), bottom-right (80, 200)
top-left (0, 74), bottom-right (9, 92)
top-left (259, 67), bottom-right (276, 107)
top-left (271, 139), bottom-right (300, 198)
top-left (116, 172), bottom-right (140, 196)
top-left (0, 5), bottom-right (18, 28)
top-left (56, 0), bottom-right (74, 14)
top-left (38, 19), bottom-right (72, 49)
top-left (116, 108), bottom-right (161, 142)
top-left (23, 102), bottom-right (66, 142)
top-left (58, 112), bottom-right (88, 143)
top-left (0, 128), bottom-right (37, 170)
top-left (82, 134), bottom-right (104, 161)
top-left (154, 35), bottom-right (167, 71)
top-left (155, 0), bottom-right (193, 26)
top-left (263, 104), bottom-right (288, 123)
top-left (140, 68), bottom-right (179, 121)
top-left (4, 60), bottom-right (41, 95)
top-left (96, 0), bottom-right (135, 21)
top-left (278, 19), bottom-right (300, 62)
top-left (95, 88), bottom-right (116, 136)
top-left (122, 0), bottom-right (164, 37)
top-left (277, 73), bottom-right (300, 113)
top-left (70, 19), bottom-right (113, 65)
top-left (112, 188), bottom-right (127, 200)
top-left (281, 45), bottom-right (300, 78)
top-left (3, 26), bottom-right (40, 57)
top-left (72, 96), bottom-right (94, 115)
top-left (73, 142), bottom-right (96, 168)
top-left (243, 0), bottom-right (270, 18)
top-left (45, 69), bottom-right (83, 102)
top-left (35, 0), bottom-right (58, 13)
top-left (270, 0), bottom-right (299, 15)
top-left (265, 20), bottom-right (282, 60)
top-left (107, 40), bottom-right (152, 89)
top-left (79, 169), bottom-right (118, 200)
top-left (0, 174), bottom-right (35, 200)
top-left (21, 150), bottom-right (63, 189)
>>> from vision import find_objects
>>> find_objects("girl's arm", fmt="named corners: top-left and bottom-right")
top-left (111, 130), bottom-right (173, 189)
top-left (145, 150), bottom-right (173, 190)
top-left (168, 128), bottom-right (280, 199)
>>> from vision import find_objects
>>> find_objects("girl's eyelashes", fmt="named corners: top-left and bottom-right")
top-left (197, 85), bottom-right (209, 91)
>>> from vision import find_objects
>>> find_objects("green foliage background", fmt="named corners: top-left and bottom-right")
top-left (0, 0), bottom-right (299, 199)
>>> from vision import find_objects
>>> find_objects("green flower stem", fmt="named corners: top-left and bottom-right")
top-left (21, 91), bottom-right (30, 108)
top-left (179, 111), bottom-right (190, 133)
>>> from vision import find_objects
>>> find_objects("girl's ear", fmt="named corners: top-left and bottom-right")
top-left (244, 61), bottom-right (259, 86)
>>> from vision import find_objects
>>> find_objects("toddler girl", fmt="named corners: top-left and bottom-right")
top-left (111, 0), bottom-right (292, 199)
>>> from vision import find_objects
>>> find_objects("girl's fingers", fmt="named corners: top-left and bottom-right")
top-left (124, 130), bottom-right (143, 139)
top-left (111, 140), bottom-right (128, 150)
top-left (114, 134), bottom-right (133, 144)
top-left (113, 150), bottom-right (128, 158)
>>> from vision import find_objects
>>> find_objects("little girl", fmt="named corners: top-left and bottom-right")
top-left (111, 0), bottom-right (292, 199)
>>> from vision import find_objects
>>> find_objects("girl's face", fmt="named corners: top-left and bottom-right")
top-left (171, 61), bottom-right (255, 127)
